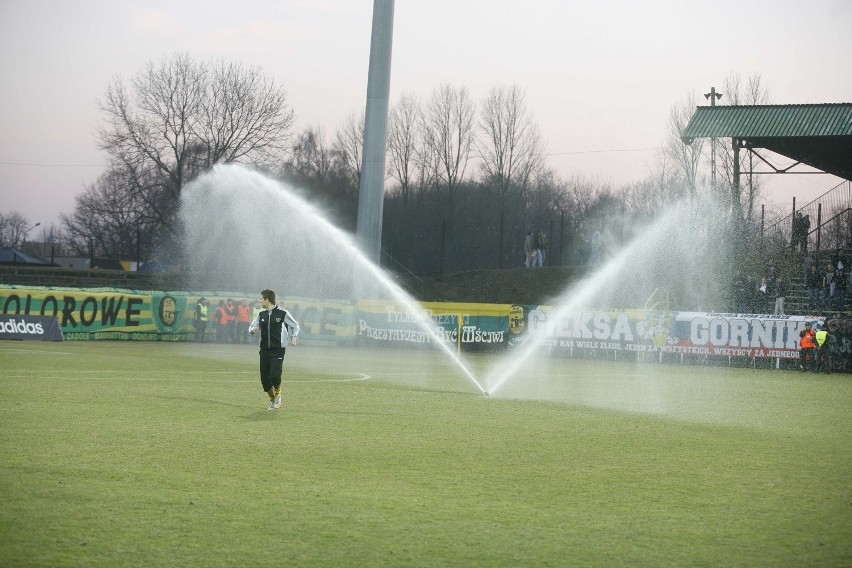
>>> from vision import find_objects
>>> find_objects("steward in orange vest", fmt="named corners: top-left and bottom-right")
top-left (237, 300), bottom-right (251, 344)
top-left (215, 301), bottom-right (231, 343)
top-left (799, 322), bottom-right (816, 372)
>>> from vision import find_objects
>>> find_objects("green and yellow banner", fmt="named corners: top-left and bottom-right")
top-left (5, 286), bottom-right (839, 362)
top-left (0, 287), bottom-right (509, 345)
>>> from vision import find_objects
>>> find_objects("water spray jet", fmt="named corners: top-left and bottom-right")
top-left (179, 164), bottom-right (486, 395)
top-left (483, 200), bottom-right (724, 400)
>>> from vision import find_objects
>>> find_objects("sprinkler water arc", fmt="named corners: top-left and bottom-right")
top-left (180, 164), bottom-right (486, 395)
top-left (484, 201), bottom-right (711, 399)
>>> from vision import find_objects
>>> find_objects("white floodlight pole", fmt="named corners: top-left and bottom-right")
top-left (355, 0), bottom-right (395, 264)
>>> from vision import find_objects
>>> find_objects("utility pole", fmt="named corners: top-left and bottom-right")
top-left (704, 87), bottom-right (723, 190)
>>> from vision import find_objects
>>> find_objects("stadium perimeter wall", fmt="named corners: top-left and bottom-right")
top-left (2, 285), bottom-right (843, 365)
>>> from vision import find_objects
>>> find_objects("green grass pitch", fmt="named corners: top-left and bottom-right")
top-left (1, 341), bottom-right (850, 567)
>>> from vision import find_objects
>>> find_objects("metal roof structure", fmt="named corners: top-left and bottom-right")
top-left (0, 247), bottom-right (52, 265)
top-left (681, 103), bottom-right (852, 181)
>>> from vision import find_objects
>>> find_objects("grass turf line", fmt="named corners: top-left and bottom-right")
top-left (0, 341), bottom-right (850, 567)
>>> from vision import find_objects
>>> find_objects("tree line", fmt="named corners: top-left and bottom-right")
top-left (5, 52), bottom-right (820, 275)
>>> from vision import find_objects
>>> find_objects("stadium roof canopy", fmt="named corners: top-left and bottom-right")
top-left (681, 103), bottom-right (852, 181)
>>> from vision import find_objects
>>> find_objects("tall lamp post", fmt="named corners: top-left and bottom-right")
top-left (21, 222), bottom-right (41, 247)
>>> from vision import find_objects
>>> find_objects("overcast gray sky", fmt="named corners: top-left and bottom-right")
top-left (1, 0), bottom-right (850, 231)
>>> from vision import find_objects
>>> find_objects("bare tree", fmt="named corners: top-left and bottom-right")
top-left (0, 211), bottom-right (31, 248)
top-left (62, 168), bottom-right (159, 259)
top-left (278, 125), bottom-right (359, 230)
top-left (665, 91), bottom-right (704, 198)
top-left (0, 212), bottom-right (13, 247)
top-left (422, 84), bottom-right (476, 208)
top-left (478, 85), bottom-right (544, 206)
top-left (722, 72), bottom-right (771, 107)
top-left (97, 52), bottom-right (295, 237)
top-left (200, 59), bottom-right (296, 169)
top-left (332, 110), bottom-right (365, 190)
top-left (714, 72), bottom-right (772, 223)
top-left (477, 84), bottom-right (544, 266)
top-left (286, 126), bottom-right (334, 184)
top-left (386, 93), bottom-right (423, 205)
top-left (418, 85), bottom-right (476, 270)
top-left (412, 125), bottom-right (442, 203)
top-left (624, 150), bottom-right (684, 219)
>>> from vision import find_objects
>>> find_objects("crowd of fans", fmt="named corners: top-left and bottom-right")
top-left (734, 247), bottom-right (849, 316)
top-left (733, 245), bottom-right (850, 373)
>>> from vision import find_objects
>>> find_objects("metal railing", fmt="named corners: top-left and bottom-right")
top-left (764, 180), bottom-right (852, 252)
top-left (381, 248), bottom-right (425, 299)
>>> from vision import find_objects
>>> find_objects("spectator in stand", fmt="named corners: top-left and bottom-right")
top-left (801, 214), bottom-right (811, 251)
top-left (575, 232), bottom-right (590, 266)
top-left (792, 212), bottom-right (804, 251)
top-left (799, 321), bottom-right (816, 372)
top-left (532, 230), bottom-right (543, 268)
top-left (765, 266), bottom-right (777, 310)
top-left (743, 273), bottom-right (757, 313)
top-left (806, 261), bottom-right (821, 312)
top-left (831, 247), bottom-right (850, 293)
top-left (831, 319), bottom-right (850, 372)
top-left (824, 322), bottom-right (842, 369)
top-left (766, 264), bottom-right (778, 285)
top-left (524, 231), bottom-right (535, 268)
top-left (802, 251), bottom-right (814, 285)
top-left (733, 270), bottom-right (749, 313)
top-left (833, 270), bottom-right (847, 311)
top-left (773, 276), bottom-right (787, 315)
top-left (757, 276), bottom-right (770, 314)
top-left (830, 247), bottom-right (847, 274)
top-left (588, 229), bottom-right (603, 267)
top-left (822, 262), bottom-right (835, 310)
top-left (536, 230), bottom-right (549, 267)
top-left (791, 213), bottom-right (800, 251)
